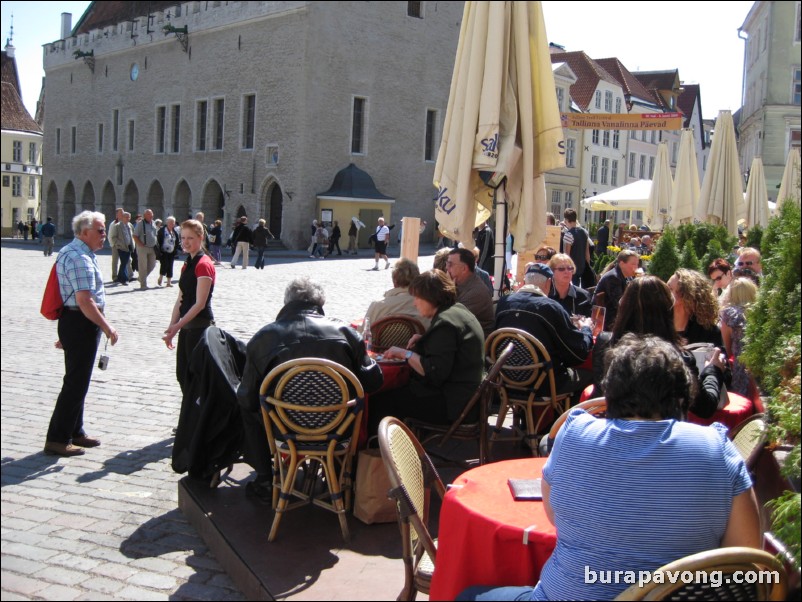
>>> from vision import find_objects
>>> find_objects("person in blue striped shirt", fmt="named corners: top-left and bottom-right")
top-left (458, 334), bottom-right (759, 601)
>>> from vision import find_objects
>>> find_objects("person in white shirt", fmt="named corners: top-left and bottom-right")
top-left (372, 217), bottom-right (390, 270)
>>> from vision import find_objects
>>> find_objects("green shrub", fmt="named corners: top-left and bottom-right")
top-left (679, 240), bottom-right (702, 272)
top-left (745, 224), bottom-right (763, 250)
top-left (700, 239), bottom-right (724, 272)
top-left (647, 226), bottom-right (680, 282)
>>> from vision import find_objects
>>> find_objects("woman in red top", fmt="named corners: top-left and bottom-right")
top-left (162, 219), bottom-right (216, 395)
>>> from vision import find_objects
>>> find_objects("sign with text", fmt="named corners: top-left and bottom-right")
top-left (561, 112), bottom-right (683, 130)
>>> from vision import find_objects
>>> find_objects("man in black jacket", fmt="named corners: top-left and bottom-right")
top-left (229, 216), bottom-right (253, 269)
top-left (236, 277), bottom-right (383, 501)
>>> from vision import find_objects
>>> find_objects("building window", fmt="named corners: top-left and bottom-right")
top-left (611, 159), bottom-right (619, 186)
top-left (565, 191), bottom-right (574, 208)
top-left (566, 138), bottom-right (576, 168)
top-left (55, 129), bottom-right (61, 155)
top-left (213, 98), bottom-right (225, 150)
top-left (351, 96), bottom-right (367, 154)
top-left (613, 129), bottom-right (620, 149)
top-left (595, 90), bottom-right (602, 109)
top-left (28, 142), bottom-right (37, 164)
top-left (649, 155), bottom-right (655, 178)
top-left (604, 90), bottom-right (613, 112)
top-left (171, 104), bottom-right (181, 153)
top-left (112, 109), bottom-right (119, 152)
top-left (590, 155), bottom-right (599, 183)
top-left (629, 152), bottom-right (637, 177)
top-left (28, 178), bottom-right (36, 199)
top-left (551, 189), bottom-right (562, 215)
top-left (615, 97), bottom-right (622, 113)
top-left (639, 154), bottom-right (646, 179)
top-left (97, 123), bottom-right (104, 152)
top-left (630, 130), bottom-right (637, 139)
top-left (196, 100), bottom-right (208, 151)
top-left (601, 157), bottom-right (609, 184)
top-left (71, 126), bottom-right (77, 154)
top-left (128, 120), bottom-right (135, 151)
top-left (602, 130), bottom-right (610, 147)
top-left (650, 130), bottom-right (657, 144)
top-left (242, 94), bottom-right (256, 150)
top-left (2, 175), bottom-right (8, 187)
top-left (424, 109), bottom-right (437, 161)
top-left (556, 87), bottom-right (564, 112)
top-left (793, 67), bottom-right (801, 105)
top-left (592, 129), bottom-right (599, 145)
top-left (12, 176), bottom-right (21, 197)
top-left (12, 141), bottom-right (22, 162)
top-left (407, 1), bottom-right (422, 18)
top-left (156, 106), bottom-right (167, 153)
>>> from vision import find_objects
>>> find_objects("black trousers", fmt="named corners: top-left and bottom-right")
top-left (177, 326), bottom-right (209, 397)
top-left (48, 310), bottom-right (101, 443)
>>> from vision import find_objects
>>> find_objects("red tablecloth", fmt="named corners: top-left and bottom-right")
top-left (430, 458), bottom-right (555, 600)
top-left (688, 391), bottom-right (753, 431)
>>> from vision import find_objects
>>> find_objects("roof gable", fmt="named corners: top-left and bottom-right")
top-left (594, 58), bottom-right (655, 106)
top-left (1, 51), bottom-right (41, 134)
top-left (549, 50), bottom-right (621, 111)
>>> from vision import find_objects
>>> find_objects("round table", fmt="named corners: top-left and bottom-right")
top-left (688, 391), bottom-right (753, 431)
top-left (430, 457), bottom-right (555, 600)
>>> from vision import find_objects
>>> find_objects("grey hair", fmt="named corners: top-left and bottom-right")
top-left (524, 272), bottom-right (549, 287)
top-left (166, 215), bottom-right (176, 224)
top-left (284, 277), bottom-right (326, 307)
top-left (72, 211), bottom-right (106, 236)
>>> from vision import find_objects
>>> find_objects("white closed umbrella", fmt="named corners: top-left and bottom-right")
top-left (645, 141), bottom-right (673, 229)
top-left (580, 180), bottom-right (652, 212)
top-left (776, 147), bottom-right (801, 209)
top-left (669, 128), bottom-right (700, 225)
top-left (744, 157), bottom-right (770, 229)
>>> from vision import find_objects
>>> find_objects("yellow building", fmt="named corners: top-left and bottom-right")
top-left (1, 42), bottom-right (43, 237)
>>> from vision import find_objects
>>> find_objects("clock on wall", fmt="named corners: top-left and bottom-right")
top-left (130, 63), bottom-right (139, 81)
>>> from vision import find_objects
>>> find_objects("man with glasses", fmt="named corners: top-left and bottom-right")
top-left (734, 247), bottom-right (762, 276)
top-left (46, 211), bottom-right (119, 457)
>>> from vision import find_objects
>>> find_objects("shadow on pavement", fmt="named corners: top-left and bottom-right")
top-left (1, 453), bottom-right (65, 486)
top-left (76, 437), bottom-right (174, 483)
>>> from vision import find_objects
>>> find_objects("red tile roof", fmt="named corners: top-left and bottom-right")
top-left (74, 1), bottom-right (179, 35)
top-left (678, 83), bottom-right (701, 127)
top-left (1, 51), bottom-right (41, 134)
top-left (549, 50), bottom-right (620, 111)
top-left (594, 58), bottom-right (654, 105)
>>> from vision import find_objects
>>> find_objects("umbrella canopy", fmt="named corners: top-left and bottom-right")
top-left (580, 180), bottom-right (652, 212)
top-left (433, 1), bottom-right (564, 258)
top-left (645, 141), bottom-right (673, 229)
top-left (669, 128), bottom-right (701, 225)
top-left (744, 157), bottom-right (770, 229)
top-left (776, 147), bottom-right (801, 208)
top-left (696, 110), bottom-right (744, 236)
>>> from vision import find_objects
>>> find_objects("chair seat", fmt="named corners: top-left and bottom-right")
top-left (414, 542), bottom-right (436, 594)
top-left (275, 439), bottom-right (353, 453)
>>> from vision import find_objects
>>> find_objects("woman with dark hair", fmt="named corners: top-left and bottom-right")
top-left (668, 268), bottom-right (724, 350)
top-left (593, 276), bottom-right (726, 418)
top-left (458, 334), bottom-right (760, 602)
top-left (368, 269), bottom-right (484, 432)
top-left (706, 258), bottom-right (732, 295)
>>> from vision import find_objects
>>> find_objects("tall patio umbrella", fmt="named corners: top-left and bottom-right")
top-left (696, 110), bottom-right (744, 236)
top-left (644, 141), bottom-right (672, 229)
top-left (744, 157), bottom-right (770, 229)
top-left (669, 128), bottom-right (700, 225)
top-left (776, 147), bottom-right (801, 208)
top-left (433, 1), bottom-right (565, 294)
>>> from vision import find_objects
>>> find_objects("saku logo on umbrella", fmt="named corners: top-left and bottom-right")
top-left (437, 186), bottom-right (457, 215)
top-left (480, 133), bottom-right (499, 159)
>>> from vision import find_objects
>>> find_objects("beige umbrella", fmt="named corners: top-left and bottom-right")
top-left (696, 110), bottom-right (744, 236)
top-left (744, 157), bottom-right (770, 229)
top-left (669, 128), bottom-right (700, 225)
top-left (434, 1), bottom-right (564, 294)
top-left (776, 147), bottom-right (801, 208)
top-left (645, 141), bottom-right (673, 229)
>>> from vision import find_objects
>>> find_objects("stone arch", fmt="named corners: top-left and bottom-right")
top-left (235, 205), bottom-right (247, 219)
top-left (200, 179), bottom-right (227, 228)
top-left (147, 180), bottom-right (166, 220)
top-left (259, 176), bottom-right (284, 238)
top-left (81, 181), bottom-right (96, 211)
top-left (123, 180), bottom-right (140, 214)
top-left (45, 180), bottom-right (59, 229)
top-left (174, 179), bottom-right (192, 222)
top-left (100, 180), bottom-right (117, 224)
top-left (63, 181), bottom-right (77, 236)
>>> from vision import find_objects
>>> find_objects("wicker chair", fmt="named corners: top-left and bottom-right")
top-left (485, 328), bottom-right (573, 455)
top-left (371, 315), bottom-right (426, 353)
top-left (539, 397), bottom-right (607, 456)
top-left (259, 358), bottom-right (364, 542)
top-left (614, 546), bottom-right (787, 600)
top-left (378, 416), bottom-right (446, 601)
top-left (729, 413), bottom-right (768, 472)
top-left (406, 343), bottom-right (513, 466)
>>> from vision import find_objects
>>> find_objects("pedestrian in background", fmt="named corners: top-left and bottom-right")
top-left (328, 220), bottom-right (342, 256)
top-left (252, 218), bottom-right (275, 269)
top-left (230, 217), bottom-right (252, 269)
top-left (108, 212), bottom-right (134, 285)
top-left (157, 216), bottom-right (179, 287)
top-left (109, 207), bottom-right (124, 281)
top-left (41, 217), bottom-right (57, 257)
top-left (133, 209), bottom-right (158, 289)
top-left (208, 219), bottom-right (223, 264)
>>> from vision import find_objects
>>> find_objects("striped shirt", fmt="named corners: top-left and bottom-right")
top-left (533, 410), bottom-right (751, 601)
top-left (56, 238), bottom-right (106, 309)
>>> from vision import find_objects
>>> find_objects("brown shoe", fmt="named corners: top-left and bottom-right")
top-left (44, 441), bottom-right (86, 456)
top-left (72, 435), bottom-right (101, 448)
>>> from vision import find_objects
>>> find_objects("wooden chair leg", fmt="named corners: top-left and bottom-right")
top-left (268, 454), bottom-right (299, 542)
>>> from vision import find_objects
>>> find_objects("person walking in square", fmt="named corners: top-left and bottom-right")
top-left (41, 217), bottom-right (56, 257)
top-left (133, 209), bottom-right (158, 289)
top-left (252, 218), bottom-right (275, 269)
top-left (157, 216), bottom-right (179, 287)
top-left (230, 217), bottom-right (253, 269)
top-left (328, 220), bottom-right (342, 256)
top-left (371, 217), bottom-right (390, 270)
top-left (108, 212), bottom-right (134, 285)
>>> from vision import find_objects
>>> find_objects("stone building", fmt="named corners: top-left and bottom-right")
top-left (41, 1), bottom-right (463, 246)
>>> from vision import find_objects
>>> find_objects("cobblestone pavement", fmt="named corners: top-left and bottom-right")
top-left (1, 240), bottom-right (435, 601)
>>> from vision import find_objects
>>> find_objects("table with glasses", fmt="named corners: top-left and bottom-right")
top-left (430, 457), bottom-right (555, 600)
top-left (688, 391), bottom-right (754, 431)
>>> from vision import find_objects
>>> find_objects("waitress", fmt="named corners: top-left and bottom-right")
top-left (162, 219), bottom-right (216, 395)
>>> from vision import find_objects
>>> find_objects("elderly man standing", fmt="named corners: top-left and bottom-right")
top-left (371, 217), bottom-right (391, 270)
top-left (109, 207), bottom-right (124, 280)
top-left (108, 211), bottom-right (134, 285)
top-left (445, 247), bottom-right (495, 337)
top-left (236, 277), bottom-right (383, 502)
top-left (495, 262), bottom-right (593, 401)
top-left (46, 211), bottom-right (119, 456)
top-left (133, 208), bottom-right (158, 289)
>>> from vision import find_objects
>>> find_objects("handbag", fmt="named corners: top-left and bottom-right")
top-left (353, 438), bottom-right (397, 525)
top-left (41, 262), bottom-right (67, 320)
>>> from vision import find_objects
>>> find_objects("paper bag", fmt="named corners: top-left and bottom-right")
top-left (353, 447), bottom-right (397, 525)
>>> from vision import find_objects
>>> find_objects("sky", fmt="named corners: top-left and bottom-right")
top-left (2, 1), bottom-right (755, 120)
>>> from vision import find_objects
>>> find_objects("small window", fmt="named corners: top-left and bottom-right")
top-left (611, 160), bottom-right (619, 186)
top-left (595, 90), bottom-right (602, 109)
top-left (628, 152), bottom-right (636, 178)
top-left (604, 91), bottom-right (613, 112)
top-left (28, 178), bottom-right (36, 199)
top-left (172, 104), bottom-right (181, 153)
top-left (242, 94), bottom-right (256, 150)
top-left (128, 120), bottom-right (135, 151)
top-left (615, 97), bottom-right (622, 113)
top-left (639, 155), bottom-right (646, 179)
top-left (564, 191), bottom-right (573, 208)
top-left (28, 142), bottom-right (37, 164)
top-left (566, 138), bottom-right (576, 168)
top-left (649, 156), bottom-right (655, 178)
top-left (156, 106), bottom-right (167, 153)
top-left (196, 101), bottom-right (208, 151)
top-left (592, 129), bottom-right (599, 145)
top-left (424, 109), bottom-right (437, 161)
top-left (266, 144), bottom-right (279, 166)
top-left (2, 175), bottom-right (9, 186)
top-left (556, 87), bottom-right (565, 113)
top-left (12, 175), bottom-right (22, 197)
top-left (602, 130), bottom-right (610, 147)
top-left (407, 1), bottom-right (422, 18)
top-left (71, 126), bottom-right (77, 154)
top-left (601, 158), bottom-right (609, 184)
top-left (351, 97), bottom-right (367, 154)
top-left (590, 155), bottom-right (598, 183)
top-left (55, 128), bottom-right (61, 155)
top-left (98, 123), bottom-right (104, 152)
top-left (213, 98), bottom-right (225, 150)
top-left (112, 109), bottom-right (119, 151)
top-left (551, 189), bottom-right (562, 216)
top-left (793, 67), bottom-right (801, 105)
top-left (613, 130), bottom-right (620, 149)
top-left (12, 141), bottom-right (22, 162)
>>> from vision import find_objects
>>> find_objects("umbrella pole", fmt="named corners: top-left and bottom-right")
top-left (493, 184), bottom-right (507, 301)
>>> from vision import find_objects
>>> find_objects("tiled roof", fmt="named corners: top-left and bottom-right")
top-left (74, 1), bottom-right (180, 35)
top-left (1, 48), bottom-right (21, 92)
top-left (678, 84), bottom-right (701, 128)
top-left (1, 51), bottom-right (41, 134)
top-left (549, 50), bottom-right (620, 111)
top-left (633, 70), bottom-right (681, 111)
top-left (594, 58), bottom-right (654, 104)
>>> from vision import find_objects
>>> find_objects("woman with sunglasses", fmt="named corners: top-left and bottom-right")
top-left (706, 258), bottom-right (732, 295)
top-left (533, 246), bottom-right (556, 264)
top-left (547, 253), bottom-right (592, 317)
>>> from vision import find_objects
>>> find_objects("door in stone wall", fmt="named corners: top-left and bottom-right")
top-left (268, 185), bottom-right (283, 238)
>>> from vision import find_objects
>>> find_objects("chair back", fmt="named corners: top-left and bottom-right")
top-left (371, 315), bottom-right (426, 353)
top-left (378, 417), bottom-right (445, 599)
top-left (614, 546), bottom-right (787, 600)
top-left (485, 327), bottom-right (559, 399)
top-left (542, 397), bottom-right (607, 455)
top-left (729, 413), bottom-right (768, 471)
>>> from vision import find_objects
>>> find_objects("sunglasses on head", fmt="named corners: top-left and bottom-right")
top-left (535, 254), bottom-right (549, 260)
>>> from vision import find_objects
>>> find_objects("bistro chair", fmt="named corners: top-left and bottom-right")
top-left (614, 546), bottom-right (787, 600)
top-left (539, 397), bottom-right (607, 456)
top-left (378, 416), bottom-right (446, 601)
top-left (371, 315), bottom-right (426, 354)
top-left (406, 343), bottom-right (513, 467)
top-left (485, 328), bottom-right (572, 456)
top-left (259, 358), bottom-right (364, 542)
top-left (729, 412), bottom-right (768, 472)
